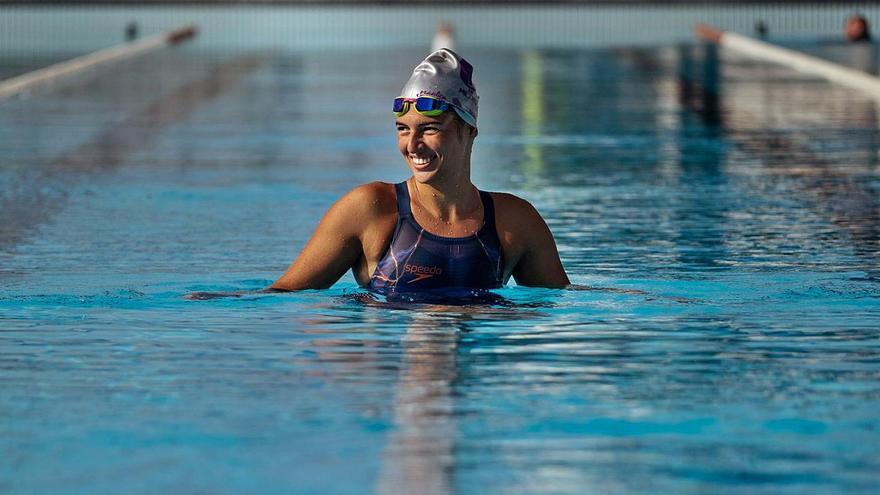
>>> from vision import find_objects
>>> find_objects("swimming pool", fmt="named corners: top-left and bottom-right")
top-left (2, 39), bottom-right (879, 494)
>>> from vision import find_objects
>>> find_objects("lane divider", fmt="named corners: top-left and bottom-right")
top-left (0, 25), bottom-right (197, 101)
top-left (695, 23), bottom-right (880, 101)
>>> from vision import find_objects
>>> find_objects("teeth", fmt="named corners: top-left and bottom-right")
top-left (410, 155), bottom-right (434, 165)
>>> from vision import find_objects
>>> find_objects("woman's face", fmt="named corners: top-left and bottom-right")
top-left (395, 109), bottom-right (473, 185)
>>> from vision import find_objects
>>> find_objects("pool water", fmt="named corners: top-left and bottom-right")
top-left (2, 43), bottom-right (879, 494)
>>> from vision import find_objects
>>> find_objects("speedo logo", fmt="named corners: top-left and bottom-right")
top-left (404, 264), bottom-right (442, 283)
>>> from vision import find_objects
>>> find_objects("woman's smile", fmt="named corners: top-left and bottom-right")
top-left (409, 152), bottom-right (438, 169)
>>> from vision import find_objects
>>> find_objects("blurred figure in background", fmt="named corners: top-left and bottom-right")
top-left (845, 14), bottom-right (872, 43)
top-left (844, 14), bottom-right (876, 74)
top-left (431, 22), bottom-right (455, 52)
top-left (125, 21), bottom-right (138, 42)
top-left (755, 20), bottom-right (768, 40)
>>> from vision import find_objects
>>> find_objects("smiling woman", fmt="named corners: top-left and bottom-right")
top-left (270, 49), bottom-right (569, 296)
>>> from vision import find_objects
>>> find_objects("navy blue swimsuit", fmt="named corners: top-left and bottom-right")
top-left (368, 181), bottom-right (504, 297)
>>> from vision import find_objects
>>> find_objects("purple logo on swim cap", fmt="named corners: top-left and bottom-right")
top-left (459, 59), bottom-right (475, 90)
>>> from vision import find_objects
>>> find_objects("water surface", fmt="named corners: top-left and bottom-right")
top-left (1, 42), bottom-right (879, 494)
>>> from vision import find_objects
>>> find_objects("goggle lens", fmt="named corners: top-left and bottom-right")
top-left (414, 97), bottom-right (445, 114)
top-left (394, 97), bottom-right (449, 117)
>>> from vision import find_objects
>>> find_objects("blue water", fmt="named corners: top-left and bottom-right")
top-left (2, 41), bottom-right (880, 494)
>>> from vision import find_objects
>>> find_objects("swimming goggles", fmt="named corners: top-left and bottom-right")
top-left (393, 96), bottom-right (450, 117)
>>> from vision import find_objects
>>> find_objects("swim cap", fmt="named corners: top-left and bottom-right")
top-left (398, 48), bottom-right (478, 128)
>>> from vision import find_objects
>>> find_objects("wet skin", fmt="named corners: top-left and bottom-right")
top-left (270, 108), bottom-right (569, 291)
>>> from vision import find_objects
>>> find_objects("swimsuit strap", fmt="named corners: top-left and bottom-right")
top-left (478, 189), bottom-right (496, 231)
top-left (394, 181), bottom-right (412, 218)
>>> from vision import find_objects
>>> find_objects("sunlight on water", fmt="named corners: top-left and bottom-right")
top-left (1, 42), bottom-right (879, 494)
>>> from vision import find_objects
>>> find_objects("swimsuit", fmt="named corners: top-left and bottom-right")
top-left (368, 181), bottom-right (504, 297)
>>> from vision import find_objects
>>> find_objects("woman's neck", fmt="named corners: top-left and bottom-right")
top-left (408, 177), bottom-right (481, 222)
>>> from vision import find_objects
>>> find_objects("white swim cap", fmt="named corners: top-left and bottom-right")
top-left (398, 49), bottom-right (478, 128)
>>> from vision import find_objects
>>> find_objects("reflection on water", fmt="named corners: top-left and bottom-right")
top-left (678, 41), bottom-right (880, 277)
top-left (2, 43), bottom-right (880, 494)
top-left (520, 50), bottom-right (545, 182)
top-left (375, 315), bottom-right (459, 495)
top-left (0, 50), bottom-right (270, 254)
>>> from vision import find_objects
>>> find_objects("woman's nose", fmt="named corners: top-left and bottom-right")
top-left (406, 133), bottom-right (423, 153)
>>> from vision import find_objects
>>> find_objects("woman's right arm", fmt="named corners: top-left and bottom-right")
top-left (270, 183), bottom-right (385, 291)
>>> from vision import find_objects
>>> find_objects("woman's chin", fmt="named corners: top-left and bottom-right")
top-left (410, 167), bottom-right (439, 183)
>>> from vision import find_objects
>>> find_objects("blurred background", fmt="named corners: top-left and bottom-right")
top-left (3, 1), bottom-right (880, 57)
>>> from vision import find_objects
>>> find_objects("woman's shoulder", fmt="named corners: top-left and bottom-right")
top-left (336, 181), bottom-right (398, 218)
top-left (485, 190), bottom-right (553, 244)
top-left (486, 191), bottom-right (544, 222)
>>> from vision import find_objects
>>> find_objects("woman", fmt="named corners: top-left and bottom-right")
top-left (271, 49), bottom-right (569, 295)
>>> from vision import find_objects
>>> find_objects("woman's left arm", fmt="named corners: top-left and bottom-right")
top-left (496, 194), bottom-right (570, 288)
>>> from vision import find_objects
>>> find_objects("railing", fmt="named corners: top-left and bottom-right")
top-left (1, 2), bottom-right (879, 57)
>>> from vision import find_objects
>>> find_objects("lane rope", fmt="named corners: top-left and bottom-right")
top-left (695, 23), bottom-right (880, 101)
top-left (0, 25), bottom-right (197, 101)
